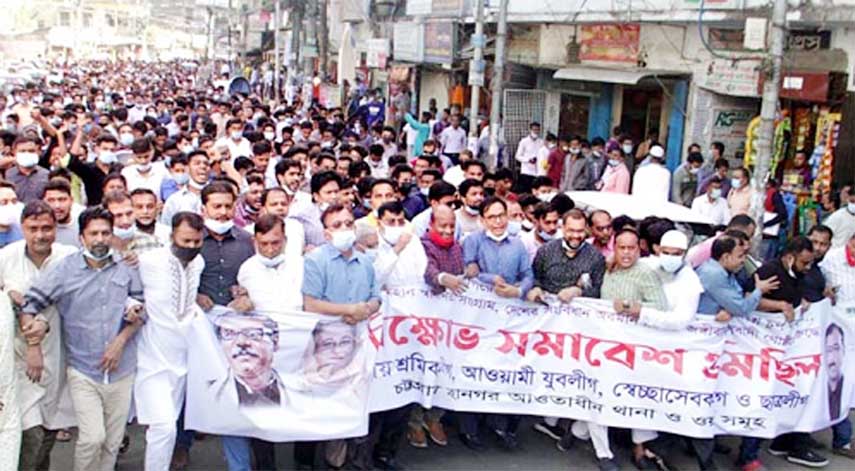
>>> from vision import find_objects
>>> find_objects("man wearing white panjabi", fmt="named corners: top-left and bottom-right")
top-left (0, 201), bottom-right (76, 470)
top-left (238, 214), bottom-right (304, 313)
top-left (135, 212), bottom-right (205, 471)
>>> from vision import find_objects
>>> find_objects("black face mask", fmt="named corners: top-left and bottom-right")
top-left (171, 244), bottom-right (201, 263)
top-left (484, 187), bottom-right (496, 197)
top-left (400, 183), bottom-right (415, 196)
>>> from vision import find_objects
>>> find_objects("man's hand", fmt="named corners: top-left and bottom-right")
top-left (8, 290), bottom-right (24, 308)
top-left (230, 285), bottom-right (249, 299)
top-left (122, 251), bottom-right (139, 267)
top-left (754, 274), bottom-right (780, 294)
top-left (123, 304), bottom-right (145, 324)
top-left (0, 155), bottom-right (15, 171)
top-left (440, 274), bottom-right (468, 295)
top-left (824, 286), bottom-right (838, 306)
top-left (21, 318), bottom-right (49, 345)
top-left (348, 302), bottom-right (373, 322)
top-left (464, 263), bottom-right (479, 279)
top-left (227, 295), bottom-right (254, 313)
top-left (196, 294), bottom-right (215, 311)
top-left (557, 286), bottom-right (582, 304)
top-left (25, 345), bottom-right (44, 383)
top-left (528, 157), bottom-right (536, 164)
top-left (100, 336), bottom-right (127, 373)
top-left (494, 282), bottom-right (521, 299)
top-left (526, 287), bottom-right (545, 303)
top-left (393, 232), bottom-right (412, 254)
top-left (715, 310), bottom-right (732, 323)
top-left (780, 303), bottom-right (795, 323)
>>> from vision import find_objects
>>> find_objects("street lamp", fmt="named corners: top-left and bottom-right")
top-left (373, 0), bottom-right (397, 19)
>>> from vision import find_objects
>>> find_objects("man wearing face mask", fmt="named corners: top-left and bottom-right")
top-left (161, 151), bottom-right (210, 226)
top-left (372, 201), bottom-right (427, 288)
top-left (514, 122), bottom-right (544, 193)
top-left (19, 206), bottom-right (144, 471)
top-left (301, 203), bottom-right (381, 470)
top-left (559, 136), bottom-right (589, 192)
top-left (584, 137), bottom-right (607, 191)
top-left (671, 152), bottom-right (704, 207)
top-left (237, 214), bottom-right (303, 313)
top-left (631, 145), bottom-right (670, 203)
top-left (456, 178), bottom-right (485, 238)
top-left (215, 119), bottom-right (252, 165)
top-left (122, 138), bottom-right (167, 196)
top-left (357, 178), bottom-right (400, 228)
top-left (103, 191), bottom-right (162, 258)
top-left (520, 202), bottom-right (560, 261)
top-left (6, 137), bottom-right (49, 204)
top-left (68, 132), bottom-right (121, 205)
top-left (596, 143), bottom-right (630, 194)
top-left (823, 186), bottom-right (855, 248)
top-left (691, 177), bottom-right (731, 227)
top-left (134, 212), bottom-right (205, 471)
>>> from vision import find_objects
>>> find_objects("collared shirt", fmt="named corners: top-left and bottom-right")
top-left (533, 240), bottom-right (604, 296)
top-left (439, 126), bottom-right (467, 155)
top-left (830, 377), bottom-right (844, 421)
top-left (691, 194), bottom-right (731, 226)
top-left (302, 243), bottom-right (380, 304)
top-left (421, 235), bottom-right (465, 294)
top-left (561, 156), bottom-right (588, 192)
top-left (121, 164), bottom-right (168, 198)
top-left (455, 208), bottom-right (482, 238)
top-left (696, 259), bottom-right (762, 316)
top-left (824, 208), bottom-right (855, 248)
top-left (161, 188), bottom-right (202, 225)
top-left (6, 166), bottom-right (49, 204)
top-left (756, 258), bottom-right (803, 307)
top-left (463, 230), bottom-right (534, 298)
top-left (374, 231), bottom-right (428, 288)
top-left (215, 136), bottom-right (253, 162)
top-left (55, 219), bottom-right (81, 247)
top-left (21, 252), bottom-right (144, 382)
top-left (601, 263), bottom-right (668, 310)
top-left (288, 199), bottom-right (326, 248)
top-left (514, 135), bottom-right (544, 176)
top-left (585, 154), bottom-right (606, 191)
top-left (442, 165), bottom-right (465, 188)
top-left (366, 158), bottom-right (389, 179)
top-left (727, 185), bottom-right (754, 216)
top-left (820, 246), bottom-right (855, 305)
top-left (802, 263), bottom-right (827, 303)
top-left (586, 236), bottom-right (615, 260)
top-left (631, 163), bottom-right (671, 203)
top-left (200, 227), bottom-right (255, 305)
top-left (238, 250), bottom-right (304, 312)
top-left (640, 258), bottom-right (704, 330)
top-left (600, 163), bottom-right (630, 194)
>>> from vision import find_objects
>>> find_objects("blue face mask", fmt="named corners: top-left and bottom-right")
top-left (507, 220), bottom-right (522, 236)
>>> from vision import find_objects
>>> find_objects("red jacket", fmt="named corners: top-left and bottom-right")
top-left (546, 148), bottom-right (567, 184)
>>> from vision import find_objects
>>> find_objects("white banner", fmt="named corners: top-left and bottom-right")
top-left (186, 286), bottom-right (855, 440)
top-left (186, 308), bottom-right (373, 442)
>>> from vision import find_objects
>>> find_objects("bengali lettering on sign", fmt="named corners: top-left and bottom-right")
top-left (579, 24), bottom-right (640, 63)
top-left (699, 59), bottom-right (761, 98)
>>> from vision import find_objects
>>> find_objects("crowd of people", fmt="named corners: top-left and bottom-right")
top-left (1, 59), bottom-right (855, 471)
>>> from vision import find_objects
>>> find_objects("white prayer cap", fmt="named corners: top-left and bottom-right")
top-left (660, 230), bottom-right (688, 250)
top-left (649, 145), bottom-right (665, 159)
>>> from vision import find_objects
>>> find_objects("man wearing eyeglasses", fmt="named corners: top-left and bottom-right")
top-left (210, 311), bottom-right (284, 409)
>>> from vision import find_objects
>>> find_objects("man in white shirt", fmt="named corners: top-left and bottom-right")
top-left (161, 151), bottom-right (210, 225)
top-left (238, 214), bottom-right (304, 312)
top-left (520, 202), bottom-right (560, 261)
top-left (41, 179), bottom-right (81, 247)
top-left (691, 177), bottom-right (731, 226)
top-left (371, 201), bottom-right (427, 288)
top-left (821, 230), bottom-right (855, 305)
top-left (214, 119), bottom-right (253, 164)
top-left (455, 179), bottom-right (485, 238)
top-left (535, 133), bottom-right (556, 177)
top-left (1, 202), bottom-right (76, 470)
top-left (824, 192), bottom-right (855, 248)
top-left (242, 188), bottom-right (306, 257)
top-left (131, 189), bottom-right (172, 244)
top-left (135, 212), bottom-right (206, 471)
top-left (514, 122), bottom-right (544, 193)
top-left (438, 115), bottom-right (467, 165)
top-left (631, 145), bottom-right (671, 203)
top-left (122, 138), bottom-right (167, 196)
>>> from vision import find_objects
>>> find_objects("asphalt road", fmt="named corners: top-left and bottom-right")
top-left (49, 415), bottom-right (855, 470)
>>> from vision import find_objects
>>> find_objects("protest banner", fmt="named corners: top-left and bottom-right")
top-left (186, 285), bottom-right (855, 441)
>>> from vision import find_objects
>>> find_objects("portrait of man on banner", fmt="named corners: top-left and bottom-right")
top-left (826, 322), bottom-right (845, 421)
top-left (208, 310), bottom-right (288, 409)
top-left (297, 320), bottom-right (367, 394)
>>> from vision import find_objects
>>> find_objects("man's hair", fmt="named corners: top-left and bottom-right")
top-left (782, 236), bottom-right (814, 257)
top-left (533, 202), bottom-right (558, 220)
top-left (102, 191), bottom-right (132, 209)
top-left (201, 181), bottom-right (236, 205)
top-left (614, 227), bottom-right (640, 244)
top-left (370, 178), bottom-right (397, 196)
top-left (130, 137), bottom-right (152, 154)
top-left (274, 158), bottom-right (302, 176)
top-left (377, 200), bottom-right (405, 219)
top-left (252, 140), bottom-right (272, 156)
top-left (459, 178), bottom-right (483, 198)
top-left (827, 323), bottom-right (845, 345)
top-left (587, 209), bottom-right (611, 226)
top-left (611, 215), bottom-right (637, 232)
top-left (246, 173), bottom-right (265, 187)
top-left (550, 194), bottom-right (574, 216)
top-left (711, 141), bottom-right (725, 155)
top-left (727, 214), bottom-right (756, 234)
top-left (215, 311), bottom-right (279, 346)
top-left (461, 160), bottom-right (486, 173)
top-left (78, 206), bottom-right (113, 234)
top-left (687, 152), bottom-right (704, 165)
top-left (711, 237), bottom-right (740, 261)
top-left (21, 200), bottom-right (56, 224)
top-left (531, 176), bottom-right (554, 190)
top-left (808, 224), bottom-right (833, 239)
top-left (735, 167), bottom-right (751, 179)
top-left (255, 213), bottom-right (284, 236)
top-left (261, 187), bottom-right (288, 207)
top-left (41, 178), bottom-right (72, 198)
top-left (311, 171), bottom-right (341, 195)
top-left (714, 158), bottom-right (729, 170)
top-left (428, 181), bottom-right (457, 202)
top-left (494, 167), bottom-right (514, 182)
top-left (169, 154), bottom-right (189, 168)
top-left (563, 208), bottom-right (587, 225)
top-left (479, 196), bottom-right (506, 217)
top-left (102, 173), bottom-right (127, 190)
top-left (320, 202), bottom-right (351, 228)
top-left (130, 188), bottom-right (157, 202)
top-left (172, 211), bottom-right (204, 231)
top-left (390, 164), bottom-right (414, 182)
top-left (187, 149), bottom-right (209, 163)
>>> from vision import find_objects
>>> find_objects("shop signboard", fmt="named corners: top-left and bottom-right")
top-left (431, 0), bottom-right (465, 15)
top-left (711, 107), bottom-right (755, 165)
top-left (406, 0), bottom-right (432, 15)
top-left (423, 22), bottom-right (456, 64)
top-left (579, 24), bottom-right (640, 63)
top-left (393, 23), bottom-right (424, 62)
top-left (366, 39), bottom-right (390, 69)
top-left (698, 59), bottom-right (761, 98)
top-left (787, 31), bottom-right (832, 51)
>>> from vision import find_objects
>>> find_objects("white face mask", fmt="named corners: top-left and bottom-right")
top-left (330, 229), bottom-right (356, 251)
top-left (710, 188), bottom-right (722, 200)
top-left (731, 178), bottom-right (743, 190)
top-left (230, 130), bottom-right (243, 140)
top-left (119, 133), bottom-right (134, 146)
top-left (507, 220), bottom-right (522, 236)
top-left (113, 225), bottom-right (135, 240)
top-left (264, 131), bottom-right (276, 141)
top-left (659, 254), bottom-right (684, 273)
top-left (622, 144), bottom-right (633, 154)
top-left (486, 230), bottom-right (508, 243)
top-left (259, 252), bottom-right (285, 268)
top-left (204, 218), bottom-right (234, 235)
top-left (15, 152), bottom-right (39, 168)
top-left (537, 192), bottom-right (557, 202)
top-left (98, 150), bottom-right (117, 165)
top-left (362, 247), bottom-right (378, 261)
top-left (382, 225), bottom-right (405, 245)
top-left (0, 203), bottom-right (23, 227)
top-left (847, 202), bottom-right (855, 215)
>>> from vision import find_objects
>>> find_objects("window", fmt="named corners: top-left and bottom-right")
top-left (59, 11), bottom-right (71, 26)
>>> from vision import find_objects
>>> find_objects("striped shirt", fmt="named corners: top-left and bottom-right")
top-left (601, 263), bottom-right (668, 309)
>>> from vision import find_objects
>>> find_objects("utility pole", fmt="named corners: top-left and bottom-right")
top-left (303, 0), bottom-right (318, 108)
top-left (227, 0), bottom-right (233, 71)
top-left (241, 3), bottom-right (249, 70)
top-left (319, 0), bottom-right (329, 76)
top-left (206, 7), bottom-right (215, 62)
top-left (274, 0), bottom-right (281, 103)
top-left (469, 0), bottom-right (485, 144)
top-left (487, 0), bottom-right (508, 171)
top-left (750, 0), bottom-right (787, 252)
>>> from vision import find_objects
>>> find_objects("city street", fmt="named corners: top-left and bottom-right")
top-left (48, 415), bottom-right (855, 470)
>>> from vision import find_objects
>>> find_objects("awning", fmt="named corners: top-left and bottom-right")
top-left (553, 66), bottom-right (686, 85)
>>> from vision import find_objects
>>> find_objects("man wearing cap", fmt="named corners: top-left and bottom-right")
top-left (631, 145), bottom-right (670, 203)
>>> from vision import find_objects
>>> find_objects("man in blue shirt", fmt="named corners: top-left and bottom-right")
top-left (697, 236), bottom-right (779, 319)
top-left (300, 203), bottom-right (382, 470)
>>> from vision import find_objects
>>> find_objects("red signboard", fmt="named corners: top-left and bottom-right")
top-left (579, 24), bottom-right (640, 63)
top-left (758, 70), bottom-right (830, 103)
